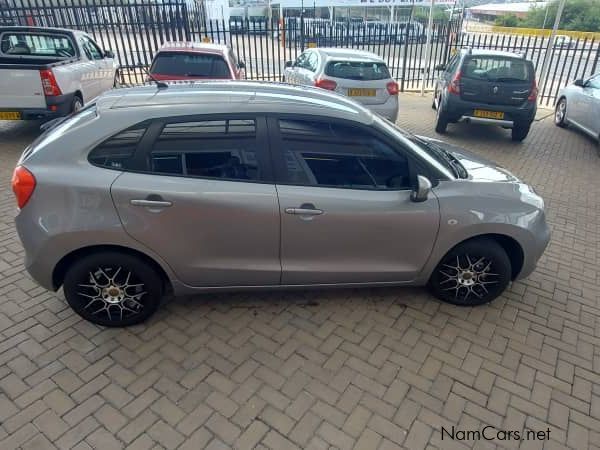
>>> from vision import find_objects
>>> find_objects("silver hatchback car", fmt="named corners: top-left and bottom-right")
top-left (12, 82), bottom-right (550, 327)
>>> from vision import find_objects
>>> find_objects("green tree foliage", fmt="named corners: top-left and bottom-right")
top-left (495, 14), bottom-right (519, 27)
top-left (520, 0), bottom-right (600, 32)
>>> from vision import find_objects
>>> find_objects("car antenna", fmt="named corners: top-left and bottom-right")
top-left (144, 69), bottom-right (168, 90)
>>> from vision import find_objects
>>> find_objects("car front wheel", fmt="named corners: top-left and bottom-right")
top-left (429, 238), bottom-right (511, 306)
top-left (554, 98), bottom-right (568, 128)
top-left (63, 251), bottom-right (163, 327)
top-left (434, 97), bottom-right (448, 133)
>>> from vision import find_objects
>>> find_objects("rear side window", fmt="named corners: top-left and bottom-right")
top-left (150, 52), bottom-right (232, 78)
top-left (150, 119), bottom-right (261, 182)
top-left (325, 61), bottom-right (390, 81)
top-left (89, 123), bottom-right (147, 169)
top-left (0, 32), bottom-right (76, 58)
top-left (462, 56), bottom-right (532, 82)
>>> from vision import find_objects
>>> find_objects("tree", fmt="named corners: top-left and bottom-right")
top-left (495, 14), bottom-right (519, 28)
top-left (521, 0), bottom-right (600, 32)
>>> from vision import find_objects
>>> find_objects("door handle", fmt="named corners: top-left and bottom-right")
top-left (285, 203), bottom-right (323, 216)
top-left (130, 199), bottom-right (172, 208)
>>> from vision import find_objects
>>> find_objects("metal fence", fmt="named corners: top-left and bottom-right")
top-left (3, 0), bottom-right (600, 106)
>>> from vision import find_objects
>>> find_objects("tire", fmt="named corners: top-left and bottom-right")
top-left (63, 251), bottom-right (163, 327)
top-left (511, 123), bottom-right (531, 142)
top-left (71, 95), bottom-right (83, 114)
top-left (431, 91), bottom-right (437, 110)
top-left (429, 238), bottom-right (511, 306)
top-left (555, 97), bottom-right (567, 128)
top-left (113, 70), bottom-right (121, 88)
top-left (434, 97), bottom-right (448, 133)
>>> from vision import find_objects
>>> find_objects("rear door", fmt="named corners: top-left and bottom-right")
top-left (460, 55), bottom-right (533, 107)
top-left (109, 115), bottom-right (281, 287)
top-left (325, 59), bottom-right (392, 106)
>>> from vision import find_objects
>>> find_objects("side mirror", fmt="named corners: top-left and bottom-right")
top-left (238, 61), bottom-right (246, 69)
top-left (104, 49), bottom-right (114, 59)
top-left (434, 64), bottom-right (446, 71)
top-left (284, 60), bottom-right (293, 68)
top-left (574, 79), bottom-right (584, 87)
top-left (410, 175), bottom-right (432, 203)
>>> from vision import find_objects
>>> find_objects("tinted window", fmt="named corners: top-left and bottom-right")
top-left (462, 56), bottom-right (532, 82)
top-left (89, 123), bottom-right (147, 169)
top-left (150, 52), bottom-right (232, 78)
top-left (325, 61), bottom-right (390, 80)
top-left (0, 32), bottom-right (75, 58)
top-left (150, 119), bottom-right (261, 182)
top-left (278, 119), bottom-right (410, 190)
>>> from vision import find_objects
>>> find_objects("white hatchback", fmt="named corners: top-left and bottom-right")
top-left (284, 47), bottom-right (399, 122)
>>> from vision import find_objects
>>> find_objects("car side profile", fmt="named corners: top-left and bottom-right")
top-left (148, 42), bottom-right (245, 81)
top-left (555, 73), bottom-right (600, 155)
top-left (433, 49), bottom-right (537, 141)
top-left (283, 48), bottom-right (399, 122)
top-left (12, 82), bottom-right (549, 327)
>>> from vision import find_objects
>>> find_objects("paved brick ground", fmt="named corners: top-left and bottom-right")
top-left (1, 94), bottom-right (599, 450)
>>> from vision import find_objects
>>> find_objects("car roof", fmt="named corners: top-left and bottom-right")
top-left (0, 26), bottom-right (83, 36)
top-left (314, 47), bottom-right (384, 63)
top-left (98, 81), bottom-right (374, 124)
top-left (461, 48), bottom-right (528, 60)
top-left (157, 41), bottom-right (229, 54)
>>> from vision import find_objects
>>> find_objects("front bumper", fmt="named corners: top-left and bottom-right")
top-left (0, 92), bottom-right (75, 120)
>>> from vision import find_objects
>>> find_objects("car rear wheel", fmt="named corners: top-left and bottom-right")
top-left (429, 238), bottom-right (511, 306)
top-left (511, 123), bottom-right (530, 142)
top-left (434, 97), bottom-right (448, 133)
top-left (555, 98), bottom-right (568, 128)
top-left (71, 96), bottom-right (83, 114)
top-left (63, 252), bottom-right (163, 327)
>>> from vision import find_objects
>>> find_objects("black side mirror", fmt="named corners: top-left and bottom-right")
top-left (434, 63), bottom-right (446, 71)
top-left (574, 79), bottom-right (584, 87)
top-left (104, 50), bottom-right (114, 59)
top-left (284, 60), bottom-right (293, 68)
top-left (238, 61), bottom-right (246, 69)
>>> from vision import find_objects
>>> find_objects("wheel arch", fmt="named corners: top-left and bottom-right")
top-left (52, 244), bottom-right (172, 293)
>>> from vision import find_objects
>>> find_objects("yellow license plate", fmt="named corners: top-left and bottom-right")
top-left (348, 88), bottom-right (376, 97)
top-left (0, 111), bottom-right (21, 120)
top-left (473, 109), bottom-right (504, 120)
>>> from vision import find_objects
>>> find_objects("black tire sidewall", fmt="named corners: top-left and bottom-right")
top-left (511, 123), bottom-right (530, 141)
top-left (63, 252), bottom-right (163, 327)
top-left (429, 238), bottom-right (511, 306)
top-left (435, 98), bottom-right (448, 133)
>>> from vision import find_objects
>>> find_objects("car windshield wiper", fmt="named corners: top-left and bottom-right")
top-left (413, 137), bottom-right (467, 178)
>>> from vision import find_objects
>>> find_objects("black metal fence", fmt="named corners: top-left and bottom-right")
top-left (3, 0), bottom-right (600, 106)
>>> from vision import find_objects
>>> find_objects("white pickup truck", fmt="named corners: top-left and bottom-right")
top-left (0, 26), bottom-right (119, 120)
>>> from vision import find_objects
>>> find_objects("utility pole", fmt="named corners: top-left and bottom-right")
top-left (420, 0), bottom-right (435, 96)
top-left (539, 0), bottom-right (567, 91)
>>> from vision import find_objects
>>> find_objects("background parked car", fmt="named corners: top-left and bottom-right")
top-left (432, 48), bottom-right (537, 141)
top-left (284, 48), bottom-right (399, 122)
top-left (555, 73), bottom-right (600, 155)
top-left (554, 34), bottom-right (574, 49)
top-left (12, 82), bottom-right (549, 326)
top-left (149, 42), bottom-right (245, 81)
top-left (0, 26), bottom-right (118, 120)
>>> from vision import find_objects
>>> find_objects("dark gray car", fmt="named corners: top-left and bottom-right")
top-left (12, 82), bottom-right (550, 326)
top-left (433, 49), bottom-right (538, 141)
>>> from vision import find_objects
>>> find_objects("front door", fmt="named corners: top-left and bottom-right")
top-left (110, 116), bottom-right (281, 287)
top-left (269, 117), bottom-right (440, 285)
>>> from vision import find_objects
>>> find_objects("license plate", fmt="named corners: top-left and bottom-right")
top-left (473, 109), bottom-right (504, 120)
top-left (0, 111), bottom-right (21, 120)
top-left (348, 88), bottom-right (376, 97)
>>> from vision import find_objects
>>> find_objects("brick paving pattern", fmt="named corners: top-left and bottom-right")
top-left (0, 93), bottom-right (599, 449)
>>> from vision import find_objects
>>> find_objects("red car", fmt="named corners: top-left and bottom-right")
top-left (149, 42), bottom-right (245, 81)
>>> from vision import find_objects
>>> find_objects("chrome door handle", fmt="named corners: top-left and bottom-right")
top-left (285, 203), bottom-right (323, 216)
top-left (130, 199), bottom-right (172, 208)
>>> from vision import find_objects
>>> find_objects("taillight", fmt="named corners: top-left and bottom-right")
top-left (448, 71), bottom-right (461, 95)
top-left (11, 166), bottom-right (36, 209)
top-left (386, 81), bottom-right (399, 95)
top-left (528, 79), bottom-right (538, 102)
top-left (314, 78), bottom-right (337, 91)
top-left (40, 69), bottom-right (62, 97)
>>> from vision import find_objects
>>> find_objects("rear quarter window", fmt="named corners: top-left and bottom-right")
top-left (88, 122), bottom-right (148, 170)
top-left (150, 52), bottom-right (232, 78)
top-left (325, 61), bottom-right (390, 81)
top-left (462, 56), bottom-right (532, 82)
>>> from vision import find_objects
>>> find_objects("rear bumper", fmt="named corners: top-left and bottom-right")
top-left (443, 95), bottom-right (536, 126)
top-left (365, 96), bottom-right (399, 122)
top-left (0, 92), bottom-right (75, 120)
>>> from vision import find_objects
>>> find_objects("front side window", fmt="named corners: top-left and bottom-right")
top-left (0, 32), bottom-right (76, 58)
top-left (80, 36), bottom-right (102, 60)
top-left (587, 74), bottom-right (600, 89)
top-left (150, 52), bottom-right (232, 78)
top-left (89, 123), bottom-right (148, 170)
top-left (462, 56), bottom-right (532, 82)
top-left (150, 119), bottom-right (261, 182)
top-left (325, 61), bottom-right (390, 81)
top-left (278, 119), bottom-right (411, 190)
top-left (307, 52), bottom-right (318, 72)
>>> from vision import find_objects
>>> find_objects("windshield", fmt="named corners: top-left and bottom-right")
top-left (0, 32), bottom-right (76, 58)
top-left (462, 56), bottom-right (532, 82)
top-left (374, 117), bottom-right (460, 179)
top-left (325, 61), bottom-right (390, 81)
top-left (150, 52), bottom-right (231, 78)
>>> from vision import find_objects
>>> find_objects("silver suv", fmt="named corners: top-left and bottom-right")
top-left (12, 82), bottom-right (550, 327)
